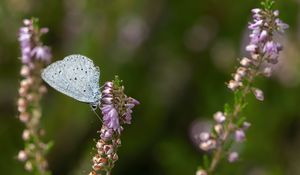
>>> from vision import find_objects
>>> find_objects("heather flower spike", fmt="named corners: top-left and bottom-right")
top-left (197, 1), bottom-right (288, 174)
top-left (90, 76), bottom-right (139, 175)
top-left (19, 18), bottom-right (52, 66)
top-left (17, 18), bottom-right (52, 174)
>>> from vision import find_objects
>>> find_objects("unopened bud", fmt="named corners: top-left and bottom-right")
top-left (240, 57), bottom-right (251, 67)
top-left (17, 98), bottom-right (27, 108)
top-left (243, 121), bottom-right (251, 130)
top-left (39, 85), bottom-right (47, 94)
top-left (24, 161), bottom-right (33, 171)
top-left (22, 130), bottom-right (31, 140)
top-left (235, 129), bottom-right (245, 142)
top-left (236, 67), bottom-right (247, 77)
top-left (20, 65), bottom-right (30, 77)
top-left (228, 151), bottom-right (239, 163)
top-left (199, 132), bottom-right (210, 141)
top-left (214, 124), bottom-right (223, 134)
top-left (196, 169), bottom-right (207, 175)
top-left (234, 73), bottom-right (242, 82)
top-left (262, 67), bottom-right (272, 77)
top-left (103, 145), bottom-right (114, 155)
top-left (227, 80), bottom-right (242, 91)
top-left (89, 171), bottom-right (97, 175)
top-left (199, 139), bottom-right (216, 151)
top-left (19, 87), bottom-right (27, 97)
top-left (17, 150), bottom-right (28, 161)
top-left (245, 44), bottom-right (257, 52)
top-left (19, 112), bottom-right (30, 122)
top-left (18, 106), bottom-right (26, 113)
top-left (213, 111), bottom-right (226, 123)
top-left (253, 88), bottom-right (264, 101)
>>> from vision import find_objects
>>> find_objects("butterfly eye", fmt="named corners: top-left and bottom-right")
top-left (91, 104), bottom-right (98, 110)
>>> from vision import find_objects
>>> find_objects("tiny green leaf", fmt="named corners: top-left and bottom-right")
top-left (113, 75), bottom-right (123, 87)
top-left (224, 103), bottom-right (231, 115)
top-left (236, 116), bottom-right (247, 127)
top-left (45, 141), bottom-right (54, 154)
top-left (203, 155), bottom-right (210, 169)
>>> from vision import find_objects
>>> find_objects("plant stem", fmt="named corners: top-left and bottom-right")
top-left (208, 71), bottom-right (256, 174)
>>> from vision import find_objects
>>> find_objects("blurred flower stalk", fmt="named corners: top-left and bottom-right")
top-left (17, 18), bottom-right (52, 174)
top-left (89, 76), bottom-right (139, 175)
top-left (196, 1), bottom-right (288, 174)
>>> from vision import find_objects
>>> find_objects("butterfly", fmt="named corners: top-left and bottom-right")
top-left (41, 54), bottom-right (101, 109)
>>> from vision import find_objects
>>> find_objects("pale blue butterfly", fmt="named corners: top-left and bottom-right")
top-left (41, 54), bottom-right (101, 108)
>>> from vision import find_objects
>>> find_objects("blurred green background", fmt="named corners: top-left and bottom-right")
top-left (1, 0), bottom-right (300, 174)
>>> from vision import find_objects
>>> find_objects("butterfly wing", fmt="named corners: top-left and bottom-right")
top-left (41, 54), bottom-right (100, 104)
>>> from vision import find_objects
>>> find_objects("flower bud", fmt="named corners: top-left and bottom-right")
top-left (253, 88), bottom-right (264, 101)
top-left (20, 65), bottom-right (30, 76)
top-left (89, 171), bottom-right (97, 175)
top-left (235, 129), bottom-right (245, 142)
top-left (262, 67), bottom-right (272, 77)
top-left (19, 112), bottom-right (30, 122)
top-left (213, 111), bottom-right (226, 123)
top-left (227, 80), bottom-right (242, 91)
top-left (18, 98), bottom-right (27, 108)
top-left (214, 124), bottom-right (223, 135)
top-left (22, 130), bottom-right (31, 140)
top-left (199, 132), bottom-right (210, 141)
top-left (234, 73), bottom-right (242, 82)
top-left (25, 161), bottom-right (33, 171)
top-left (243, 121), bottom-right (251, 130)
top-left (245, 44), bottom-right (257, 52)
top-left (39, 85), bottom-right (47, 94)
top-left (240, 57), bottom-right (251, 67)
top-left (236, 67), bottom-right (247, 77)
top-left (199, 139), bottom-right (216, 151)
top-left (17, 150), bottom-right (28, 161)
top-left (19, 87), bottom-right (27, 97)
top-left (228, 151), bottom-right (239, 163)
top-left (196, 169), bottom-right (207, 175)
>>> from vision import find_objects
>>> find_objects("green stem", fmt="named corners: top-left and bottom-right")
top-left (208, 70), bottom-right (256, 174)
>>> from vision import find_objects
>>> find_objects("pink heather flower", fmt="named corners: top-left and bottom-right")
top-left (101, 82), bottom-right (121, 132)
top-left (263, 41), bottom-right (282, 64)
top-left (273, 10), bottom-right (279, 17)
top-left (248, 20), bottom-right (263, 30)
top-left (199, 132), bottom-right (210, 142)
top-left (91, 77), bottom-right (138, 174)
top-left (123, 97), bottom-right (140, 124)
top-left (196, 169), bottom-right (207, 175)
top-left (259, 30), bottom-right (268, 41)
top-left (235, 129), bottom-right (245, 142)
top-left (213, 111), bottom-right (226, 123)
top-left (245, 7), bottom-right (288, 62)
top-left (251, 8), bottom-right (261, 14)
top-left (199, 139), bottom-right (216, 151)
top-left (102, 106), bottom-right (120, 131)
top-left (31, 46), bottom-right (52, 63)
top-left (100, 126), bottom-right (114, 141)
top-left (253, 88), bottom-right (264, 101)
top-left (18, 19), bottom-right (52, 65)
top-left (17, 150), bottom-right (28, 162)
top-left (275, 19), bottom-right (289, 33)
top-left (245, 44), bottom-right (257, 52)
top-left (243, 121), bottom-right (251, 130)
top-left (100, 80), bottom-right (139, 132)
top-left (228, 152), bottom-right (239, 163)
